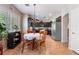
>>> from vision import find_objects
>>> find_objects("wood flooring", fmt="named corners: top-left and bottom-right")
top-left (3, 35), bottom-right (77, 55)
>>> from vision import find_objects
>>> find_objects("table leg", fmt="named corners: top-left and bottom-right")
top-left (32, 38), bottom-right (37, 50)
top-left (21, 41), bottom-right (25, 53)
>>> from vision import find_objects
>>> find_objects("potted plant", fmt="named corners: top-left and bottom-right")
top-left (0, 23), bottom-right (6, 40)
top-left (13, 25), bottom-right (19, 32)
top-left (0, 22), bottom-right (8, 51)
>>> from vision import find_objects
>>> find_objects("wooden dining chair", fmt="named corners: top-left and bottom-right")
top-left (39, 30), bottom-right (47, 47)
top-left (21, 39), bottom-right (33, 53)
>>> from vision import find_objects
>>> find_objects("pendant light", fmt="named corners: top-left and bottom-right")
top-left (33, 4), bottom-right (36, 33)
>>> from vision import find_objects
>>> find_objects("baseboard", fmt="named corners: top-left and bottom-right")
top-left (68, 47), bottom-right (79, 54)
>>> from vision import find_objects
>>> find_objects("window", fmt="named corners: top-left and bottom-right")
top-left (0, 10), bottom-right (10, 31)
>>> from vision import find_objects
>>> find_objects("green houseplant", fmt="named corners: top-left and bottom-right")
top-left (0, 11), bottom-right (8, 41)
top-left (13, 25), bottom-right (19, 31)
top-left (0, 22), bottom-right (8, 50)
top-left (0, 11), bottom-right (8, 51)
top-left (0, 23), bottom-right (6, 40)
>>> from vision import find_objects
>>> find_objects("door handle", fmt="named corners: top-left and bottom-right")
top-left (72, 32), bottom-right (75, 34)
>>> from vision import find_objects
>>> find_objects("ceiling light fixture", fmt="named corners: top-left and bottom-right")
top-left (32, 4), bottom-right (36, 33)
top-left (25, 4), bottom-right (30, 6)
top-left (33, 4), bottom-right (36, 20)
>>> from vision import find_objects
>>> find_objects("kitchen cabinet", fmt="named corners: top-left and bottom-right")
top-left (7, 31), bottom-right (21, 49)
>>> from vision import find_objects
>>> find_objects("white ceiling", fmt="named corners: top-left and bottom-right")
top-left (14, 4), bottom-right (79, 20)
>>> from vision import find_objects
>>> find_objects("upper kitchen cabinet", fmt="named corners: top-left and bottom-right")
top-left (28, 17), bottom-right (52, 27)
